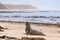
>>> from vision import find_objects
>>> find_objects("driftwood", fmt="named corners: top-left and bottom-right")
top-left (0, 26), bottom-right (8, 32)
top-left (22, 37), bottom-right (46, 40)
top-left (0, 35), bottom-right (16, 39)
top-left (0, 26), bottom-right (8, 29)
top-left (25, 22), bottom-right (45, 36)
top-left (0, 29), bottom-right (3, 32)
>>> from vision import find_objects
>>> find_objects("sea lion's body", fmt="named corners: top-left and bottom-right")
top-left (25, 22), bottom-right (31, 34)
top-left (25, 22), bottom-right (45, 36)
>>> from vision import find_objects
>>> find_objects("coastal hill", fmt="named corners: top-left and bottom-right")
top-left (0, 2), bottom-right (6, 9)
top-left (0, 2), bottom-right (36, 10)
top-left (5, 4), bottom-right (36, 9)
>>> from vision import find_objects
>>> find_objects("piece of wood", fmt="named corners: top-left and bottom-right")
top-left (21, 37), bottom-right (46, 40)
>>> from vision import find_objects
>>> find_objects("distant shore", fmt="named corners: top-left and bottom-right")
top-left (0, 9), bottom-right (38, 13)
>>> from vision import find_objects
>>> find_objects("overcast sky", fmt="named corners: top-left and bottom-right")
top-left (0, 0), bottom-right (60, 10)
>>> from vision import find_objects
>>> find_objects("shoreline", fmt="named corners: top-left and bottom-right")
top-left (0, 20), bottom-right (59, 24)
top-left (0, 20), bottom-right (60, 40)
top-left (0, 20), bottom-right (60, 27)
top-left (0, 20), bottom-right (59, 40)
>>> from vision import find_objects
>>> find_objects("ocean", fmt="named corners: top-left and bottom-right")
top-left (0, 11), bottom-right (60, 24)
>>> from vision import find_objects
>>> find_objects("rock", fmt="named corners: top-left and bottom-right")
top-left (57, 31), bottom-right (60, 33)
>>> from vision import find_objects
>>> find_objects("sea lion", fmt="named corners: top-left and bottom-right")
top-left (25, 22), bottom-right (31, 35)
top-left (25, 22), bottom-right (45, 36)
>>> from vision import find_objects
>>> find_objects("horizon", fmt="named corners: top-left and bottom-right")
top-left (0, 0), bottom-right (60, 10)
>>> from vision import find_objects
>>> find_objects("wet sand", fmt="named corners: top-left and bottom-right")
top-left (0, 21), bottom-right (60, 40)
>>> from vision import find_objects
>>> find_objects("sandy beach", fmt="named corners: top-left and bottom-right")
top-left (0, 21), bottom-right (60, 40)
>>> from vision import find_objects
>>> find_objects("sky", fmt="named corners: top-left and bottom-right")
top-left (0, 0), bottom-right (60, 10)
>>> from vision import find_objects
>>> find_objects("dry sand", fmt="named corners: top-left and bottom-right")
top-left (0, 21), bottom-right (60, 40)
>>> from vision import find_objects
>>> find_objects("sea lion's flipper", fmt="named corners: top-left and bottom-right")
top-left (30, 30), bottom-right (45, 36)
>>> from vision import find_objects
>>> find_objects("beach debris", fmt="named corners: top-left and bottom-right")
top-left (0, 35), bottom-right (16, 39)
top-left (0, 26), bottom-right (8, 32)
top-left (22, 37), bottom-right (46, 40)
top-left (25, 22), bottom-right (45, 36)
top-left (0, 29), bottom-right (3, 32)
top-left (57, 31), bottom-right (60, 33)
top-left (0, 26), bottom-right (8, 29)
top-left (0, 35), bottom-right (6, 38)
top-left (0, 35), bottom-right (21, 40)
